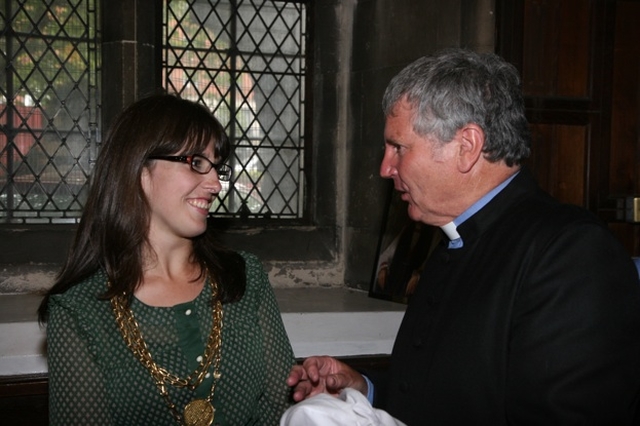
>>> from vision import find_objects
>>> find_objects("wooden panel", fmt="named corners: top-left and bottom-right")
top-left (609, 1), bottom-right (640, 195)
top-left (527, 123), bottom-right (587, 206)
top-left (605, 1), bottom-right (640, 255)
top-left (0, 374), bottom-right (48, 426)
top-left (522, 0), bottom-right (591, 97)
top-left (498, 0), bottom-right (640, 255)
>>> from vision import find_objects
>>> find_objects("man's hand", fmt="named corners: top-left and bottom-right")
top-left (286, 356), bottom-right (368, 402)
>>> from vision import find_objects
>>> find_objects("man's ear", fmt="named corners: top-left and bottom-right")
top-left (456, 123), bottom-right (485, 173)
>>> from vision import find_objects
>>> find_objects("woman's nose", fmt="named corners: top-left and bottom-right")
top-left (203, 171), bottom-right (223, 194)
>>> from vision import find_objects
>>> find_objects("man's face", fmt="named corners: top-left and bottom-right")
top-left (380, 98), bottom-right (461, 226)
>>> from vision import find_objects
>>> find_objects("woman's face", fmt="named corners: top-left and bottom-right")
top-left (141, 142), bottom-right (222, 242)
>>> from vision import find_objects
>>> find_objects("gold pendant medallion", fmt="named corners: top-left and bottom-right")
top-left (183, 399), bottom-right (214, 426)
top-left (111, 273), bottom-right (222, 426)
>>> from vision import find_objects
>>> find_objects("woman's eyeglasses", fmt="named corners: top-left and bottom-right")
top-left (147, 154), bottom-right (232, 181)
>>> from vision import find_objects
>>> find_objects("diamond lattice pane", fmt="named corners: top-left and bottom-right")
top-left (1, 0), bottom-right (100, 223)
top-left (164, 0), bottom-right (307, 219)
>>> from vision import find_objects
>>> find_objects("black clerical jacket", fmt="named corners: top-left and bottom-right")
top-left (377, 169), bottom-right (640, 425)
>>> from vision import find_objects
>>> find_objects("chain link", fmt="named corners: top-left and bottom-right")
top-left (110, 271), bottom-right (222, 424)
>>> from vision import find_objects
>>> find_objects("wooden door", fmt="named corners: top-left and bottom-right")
top-left (496, 0), bottom-right (640, 255)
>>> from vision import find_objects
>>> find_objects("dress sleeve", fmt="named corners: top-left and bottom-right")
top-left (47, 299), bottom-right (112, 426)
top-left (246, 255), bottom-right (296, 424)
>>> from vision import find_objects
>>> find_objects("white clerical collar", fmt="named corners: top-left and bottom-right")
top-left (439, 171), bottom-right (520, 250)
top-left (441, 222), bottom-right (463, 249)
top-left (440, 222), bottom-right (460, 241)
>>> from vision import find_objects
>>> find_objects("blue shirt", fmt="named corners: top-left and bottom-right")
top-left (442, 172), bottom-right (518, 249)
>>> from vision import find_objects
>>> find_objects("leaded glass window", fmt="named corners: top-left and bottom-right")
top-left (0, 0), bottom-right (100, 224)
top-left (163, 0), bottom-right (308, 220)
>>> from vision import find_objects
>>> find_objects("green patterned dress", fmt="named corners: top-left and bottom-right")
top-left (47, 252), bottom-right (295, 425)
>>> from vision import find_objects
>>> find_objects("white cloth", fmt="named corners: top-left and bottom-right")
top-left (280, 388), bottom-right (407, 426)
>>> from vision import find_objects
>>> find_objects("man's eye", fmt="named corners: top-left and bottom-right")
top-left (384, 143), bottom-right (400, 154)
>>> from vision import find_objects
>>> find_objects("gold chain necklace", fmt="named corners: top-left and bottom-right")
top-left (110, 272), bottom-right (223, 426)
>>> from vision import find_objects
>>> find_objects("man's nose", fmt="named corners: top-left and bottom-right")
top-left (380, 153), bottom-right (396, 179)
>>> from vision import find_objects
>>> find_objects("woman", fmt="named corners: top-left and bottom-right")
top-left (38, 94), bottom-right (295, 425)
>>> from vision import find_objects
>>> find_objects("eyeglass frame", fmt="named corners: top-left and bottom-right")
top-left (147, 154), bottom-right (233, 181)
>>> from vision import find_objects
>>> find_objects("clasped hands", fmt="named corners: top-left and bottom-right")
top-left (286, 355), bottom-right (369, 402)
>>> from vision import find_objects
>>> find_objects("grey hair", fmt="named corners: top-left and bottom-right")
top-left (382, 49), bottom-right (531, 166)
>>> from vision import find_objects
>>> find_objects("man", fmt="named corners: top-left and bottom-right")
top-left (287, 49), bottom-right (640, 424)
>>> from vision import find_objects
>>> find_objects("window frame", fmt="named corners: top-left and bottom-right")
top-left (0, 0), bottom-right (337, 268)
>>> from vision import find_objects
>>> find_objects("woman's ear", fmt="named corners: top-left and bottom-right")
top-left (140, 166), bottom-right (152, 195)
top-left (456, 123), bottom-right (485, 173)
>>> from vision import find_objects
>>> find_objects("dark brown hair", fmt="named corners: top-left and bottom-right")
top-left (38, 94), bottom-right (245, 323)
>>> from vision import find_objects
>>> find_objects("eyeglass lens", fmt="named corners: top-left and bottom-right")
top-left (190, 155), bottom-right (232, 181)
